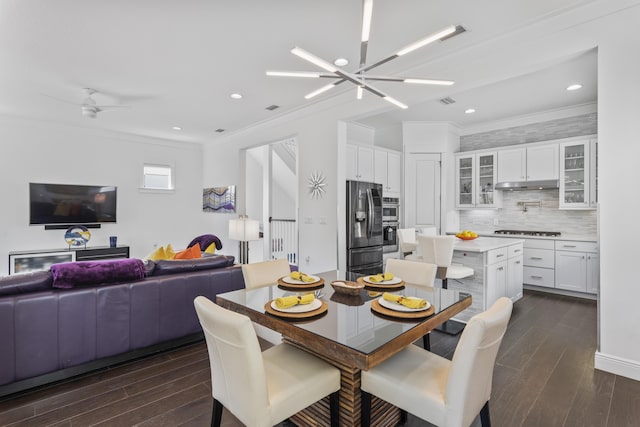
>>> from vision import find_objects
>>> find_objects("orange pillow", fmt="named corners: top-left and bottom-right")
top-left (174, 243), bottom-right (202, 260)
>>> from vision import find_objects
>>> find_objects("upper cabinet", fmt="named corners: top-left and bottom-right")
top-left (497, 144), bottom-right (558, 183)
top-left (455, 151), bottom-right (501, 208)
top-left (346, 144), bottom-right (374, 182)
top-left (559, 138), bottom-right (597, 209)
top-left (374, 148), bottom-right (401, 196)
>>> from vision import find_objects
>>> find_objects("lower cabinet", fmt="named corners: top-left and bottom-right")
top-left (485, 242), bottom-right (524, 307)
top-left (486, 260), bottom-right (508, 309)
top-left (507, 255), bottom-right (524, 301)
top-left (555, 240), bottom-right (599, 294)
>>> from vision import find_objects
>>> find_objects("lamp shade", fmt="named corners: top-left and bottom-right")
top-left (229, 217), bottom-right (260, 241)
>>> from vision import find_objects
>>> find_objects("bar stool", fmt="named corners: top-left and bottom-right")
top-left (397, 228), bottom-right (418, 259)
top-left (417, 235), bottom-right (474, 335)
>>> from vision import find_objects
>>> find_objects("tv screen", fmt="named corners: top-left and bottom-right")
top-left (30, 183), bottom-right (117, 225)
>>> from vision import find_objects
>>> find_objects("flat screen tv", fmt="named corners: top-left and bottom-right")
top-left (29, 183), bottom-right (117, 225)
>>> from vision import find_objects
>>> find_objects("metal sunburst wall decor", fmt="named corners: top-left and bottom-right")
top-left (308, 171), bottom-right (327, 199)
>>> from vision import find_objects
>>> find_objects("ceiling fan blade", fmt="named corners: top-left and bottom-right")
top-left (94, 105), bottom-right (129, 113)
top-left (42, 93), bottom-right (80, 106)
top-left (266, 70), bottom-right (339, 79)
top-left (362, 74), bottom-right (454, 85)
top-left (359, 0), bottom-right (374, 67)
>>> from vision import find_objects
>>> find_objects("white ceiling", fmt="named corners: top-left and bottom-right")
top-left (0, 0), bottom-right (599, 143)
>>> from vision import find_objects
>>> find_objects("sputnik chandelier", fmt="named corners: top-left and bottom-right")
top-left (266, 0), bottom-right (463, 109)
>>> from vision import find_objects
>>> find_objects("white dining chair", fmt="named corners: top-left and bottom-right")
top-left (416, 235), bottom-right (474, 335)
top-left (397, 228), bottom-right (418, 259)
top-left (385, 258), bottom-right (437, 350)
top-left (241, 259), bottom-right (292, 344)
top-left (361, 297), bottom-right (513, 427)
top-left (194, 296), bottom-right (341, 427)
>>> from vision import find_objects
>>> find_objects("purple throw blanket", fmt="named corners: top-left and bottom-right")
top-left (187, 234), bottom-right (222, 251)
top-left (50, 259), bottom-right (146, 289)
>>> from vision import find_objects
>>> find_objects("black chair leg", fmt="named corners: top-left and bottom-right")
top-left (400, 408), bottom-right (408, 424)
top-left (361, 390), bottom-right (372, 427)
top-left (211, 398), bottom-right (223, 427)
top-left (422, 333), bottom-right (431, 351)
top-left (480, 401), bottom-right (491, 427)
top-left (329, 391), bottom-right (340, 427)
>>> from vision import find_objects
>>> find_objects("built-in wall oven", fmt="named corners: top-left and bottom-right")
top-left (382, 197), bottom-right (400, 253)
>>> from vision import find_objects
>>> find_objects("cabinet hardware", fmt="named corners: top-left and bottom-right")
top-left (531, 275), bottom-right (543, 279)
top-left (496, 254), bottom-right (505, 258)
top-left (582, 256), bottom-right (585, 259)
top-left (498, 267), bottom-right (504, 271)
top-left (514, 249), bottom-right (521, 253)
top-left (515, 261), bottom-right (521, 264)
top-left (563, 245), bottom-right (577, 248)
top-left (530, 257), bottom-right (543, 260)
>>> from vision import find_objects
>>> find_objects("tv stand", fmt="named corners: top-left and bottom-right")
top-left (8, 246), bottom-right (130, 275)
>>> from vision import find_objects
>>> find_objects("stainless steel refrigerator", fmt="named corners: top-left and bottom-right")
top-left (346, 180), bottom-right (383, 274)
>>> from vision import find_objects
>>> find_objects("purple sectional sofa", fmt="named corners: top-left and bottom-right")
top-left (0, 255), bottom-right (244, 397)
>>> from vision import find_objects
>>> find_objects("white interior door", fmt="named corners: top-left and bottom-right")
top-left (404, 153), bottom-right (441, 233)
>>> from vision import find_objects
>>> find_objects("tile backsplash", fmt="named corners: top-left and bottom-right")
top-left (459, 190), bottom-right (597, 235)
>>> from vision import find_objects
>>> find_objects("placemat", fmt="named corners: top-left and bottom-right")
top-left (264, 300), bottom-right (328, 319)
top-left (356, 276), bottom-right (405, 289)
top-left (277, 277), bottom-right (325, 290)
top-left (370, 299), bottom-right (434, 319)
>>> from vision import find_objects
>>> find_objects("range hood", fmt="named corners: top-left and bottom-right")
top-left (494, 179), bottom-right (559, 190)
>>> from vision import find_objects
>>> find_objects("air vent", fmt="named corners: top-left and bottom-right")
top-left (215, 129), bottom-right (225, 133)
top-left (439, 97), bottom-right (456, 105)
top-left (440, 25), bottom-right (467, 41)
top-left (265, 104), bottom-right (280, 111)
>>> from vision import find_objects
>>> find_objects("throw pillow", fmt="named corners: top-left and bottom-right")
top-left (165, 243), bottom-right (176, 259)
top-left (174, 243), bottom-right (202, 260)
top-left (147, 246), bottom-right (167, 261)
top-left (204, 243), bottom-right (216, 254)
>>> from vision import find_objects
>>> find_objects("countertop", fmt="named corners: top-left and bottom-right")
top-left (453, 236), bottom-right (525, 253)
top-left (448, 230), bottom-right (597, 242)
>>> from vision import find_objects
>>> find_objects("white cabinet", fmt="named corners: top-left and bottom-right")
top-left (554, 240), bottom-right (599, 294)
top-left (523, 239), bottom-right (555, 288)
top-left (559, 139), bottom-right (597, 209)
top-left (497, 144), bottom-right (558, 182)
top-left (455, 152), bottom-right (501, 208)
top-left (374, 148), bottom-right (401, 195)
top-left (346, 144), bottom-right (374, 182)
top-left (485, 242), bottom-right (523, 307)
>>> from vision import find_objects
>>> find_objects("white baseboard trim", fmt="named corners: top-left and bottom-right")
top-left (594, 351), bottom-right (640, 381)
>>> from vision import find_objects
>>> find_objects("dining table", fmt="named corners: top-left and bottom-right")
top-left (215, 270), bottom-right (472, 427)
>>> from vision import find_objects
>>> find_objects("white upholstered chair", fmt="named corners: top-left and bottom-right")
top-left (194, 296), bottom-right (341, 427)
top-left (397, 228), bottom-right (418, 258)
top-left (361, 297), bottom-right (513, 427)
top-left (241, 259), bottom-right (292, 344)
top-left (385, 258), bottom-right (438, 350)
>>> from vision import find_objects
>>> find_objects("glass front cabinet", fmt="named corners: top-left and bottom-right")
top-left (455, 152), bottom-right (500, 209)
top-left (559, 139), bottom-right (597, 209)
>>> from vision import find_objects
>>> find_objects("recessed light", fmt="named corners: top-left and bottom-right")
top-left (334, 58), bottom-right (349, 67)
top-left (465, 108), bottom-right (476, 114)
top-left (172, 126), bottom-right (182, 131)
top-left (230, 93), bottom-right (243, 99)
top-left (566, 84), bottom-right (583, 91)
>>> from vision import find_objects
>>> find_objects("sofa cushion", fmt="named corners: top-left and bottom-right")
top-left (50, 259), bottom-right (146, 289)
top-left (174, 243), bottom-right (202, 260)
top-left (152, 255), bottom-right (235, 276)
top-left (188, 234), bottom-right (222, 251)
top-left (0, 271), bottom-right (53, 296)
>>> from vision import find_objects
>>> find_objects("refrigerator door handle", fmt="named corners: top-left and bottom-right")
top-left (366, 188), bottom-right (374, 238)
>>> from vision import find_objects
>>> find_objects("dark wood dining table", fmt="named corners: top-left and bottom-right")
top-left (216, 270), bottom-right (472, 427)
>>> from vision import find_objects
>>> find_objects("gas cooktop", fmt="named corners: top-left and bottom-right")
top-left (494, 230), bottom-right (561, 237)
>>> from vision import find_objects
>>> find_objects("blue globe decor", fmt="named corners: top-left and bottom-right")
top-left (65, 225), bottom-right (91, 248)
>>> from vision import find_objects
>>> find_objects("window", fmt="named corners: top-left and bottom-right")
top-left (142, 164), bottom-right (174, 190)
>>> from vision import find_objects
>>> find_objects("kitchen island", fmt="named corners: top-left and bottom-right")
top-left (449, 236), bottom-right (524, 322)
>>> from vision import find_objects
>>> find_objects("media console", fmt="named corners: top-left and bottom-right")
top-left (8, 246), bottom-right (130, 275)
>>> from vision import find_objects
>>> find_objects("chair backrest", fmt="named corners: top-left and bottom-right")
top-left (418, 226), bottom-right (437, 236)
top-left (445, 297), bottom-right (513, 427)
top-left (385, 258), bottom-right (437, 287)
top-left (241, 259), bottom-right (291, 289)
top-left (417, 235), bottom-right (455, 268)
top-left (397, 228), bottom-right (417, 253)
top-left (193, 296), bottom-right (271, 426)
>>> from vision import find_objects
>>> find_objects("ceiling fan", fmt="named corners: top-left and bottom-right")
top-left (266, 0), bottom-right (464, 109)
top-left (45, 88), bottom-right (128, 119)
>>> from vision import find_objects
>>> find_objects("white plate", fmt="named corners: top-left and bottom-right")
top-left (378, 297), bottom-right (431, 312)
top-left (281, 275), bottom-right (321, 285)
top-left (363, 275), bottom-right (403, 285)
top-left (271, 298), bottom-right (322, 313)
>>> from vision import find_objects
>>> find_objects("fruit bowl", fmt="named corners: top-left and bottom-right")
top-left (330, 280), bottom-right (364, 296)
top-left (455, 232), bottom-right (479, 240)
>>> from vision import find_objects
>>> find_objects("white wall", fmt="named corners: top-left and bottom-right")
top-left (0, 116), bottom-right (206, 275)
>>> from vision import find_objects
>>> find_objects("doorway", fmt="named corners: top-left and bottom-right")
top-left (245, 138), bottom-right (298, 263)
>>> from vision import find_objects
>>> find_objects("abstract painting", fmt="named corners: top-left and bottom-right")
top-left (203, 186), bottom-right (236, 213)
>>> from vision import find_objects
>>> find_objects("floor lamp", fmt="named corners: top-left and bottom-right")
top-left (228, 215), bottom-right (260, 264)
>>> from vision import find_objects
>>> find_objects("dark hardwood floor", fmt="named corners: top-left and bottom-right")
top-left (1, 290), bottom-right (639, 427)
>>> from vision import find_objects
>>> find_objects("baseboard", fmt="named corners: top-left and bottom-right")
top-left (594, 351), bottom-right (640, 381)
